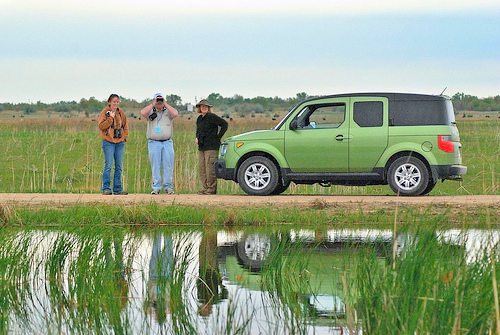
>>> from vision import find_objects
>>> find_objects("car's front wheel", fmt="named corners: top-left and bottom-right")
top-left (238, 156), bottom-right (279, 196)
top-left (387, 156), bottom-right (430, 196)
top-left (235, 233), bottom-right (272, 272)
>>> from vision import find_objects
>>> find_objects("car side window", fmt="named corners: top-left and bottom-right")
top-left (353, 101), bottom-right (383, 127)
top-left (296, 103), bottom-right (346, 129)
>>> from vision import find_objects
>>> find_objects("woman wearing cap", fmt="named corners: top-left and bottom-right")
top-left (195, 99), bottom-right (228, 195)
top-left (98, 94), bottom-right (129, 195)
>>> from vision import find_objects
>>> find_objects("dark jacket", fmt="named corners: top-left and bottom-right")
top-left (196, 112), bottom-right (228, 151)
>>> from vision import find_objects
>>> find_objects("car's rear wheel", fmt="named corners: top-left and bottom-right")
top-left (387, 156), bottom-right (429, 196)
top-left (238, 156), bottom-right (279, 196)
top-left (271, 179), bottom-right (290, 195)
top-left (420, 177), bottom-right (437, 195)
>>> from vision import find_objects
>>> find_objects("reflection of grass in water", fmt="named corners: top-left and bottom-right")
top-left (354, 224), bottom-right (500, 334)
top-left (45, 227), bottom-right (136, 334)
top-left (0, 227), bottom-right (141, 334)
top-left (0, 226), bottom-right (254, 334)
top-left (0, 230), bottom-right (39, 333)
top-left (260, 234), bottom-right (315, 335)
top-left (170, 252), bottom-right (196, 335)
top-left (1, 224), bottom-right (500, 333)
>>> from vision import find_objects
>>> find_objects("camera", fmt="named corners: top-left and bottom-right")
top-left (156, 98), bottom-right (164, 102)
top-left (113, 128), bottom-right (122, 139)
top-left (149, 106), bottom-right (160, 121)
top-left (106, 111), bottom-right (111, 116)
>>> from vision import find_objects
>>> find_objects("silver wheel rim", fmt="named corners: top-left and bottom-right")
top-left (244, 234), bottom-right (271, 261)
top-left (394, 163), bottom-right (421, 191)
top-left (244, 163), bottom-right (271, 190)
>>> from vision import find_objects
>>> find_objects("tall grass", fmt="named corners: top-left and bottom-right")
top-left (0, 118), bottom-right (498, 194)
top-left (260, 234), bottom-right (315, 334)
top-left (352, 226), bottom-right (500, 334)
top-left (3, 201), bottom-right (499, 228)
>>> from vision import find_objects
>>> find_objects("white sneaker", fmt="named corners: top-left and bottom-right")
top-left (166, 187), bottom-right (174, 195)
top-left (151, 189), bottom-right (160, 195)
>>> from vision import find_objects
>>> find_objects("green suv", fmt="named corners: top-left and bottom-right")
top-left (215, 93), bottom-right (467, 196)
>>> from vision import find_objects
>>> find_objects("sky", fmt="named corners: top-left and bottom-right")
top-left (1, 0), bottom-right (499, 104)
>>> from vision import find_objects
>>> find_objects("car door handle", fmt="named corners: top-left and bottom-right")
top-left (335, 134), bottom-right (352, 141)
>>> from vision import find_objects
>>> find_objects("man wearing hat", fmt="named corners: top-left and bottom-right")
top-left (195, 99), bottom-right (228, 195)
top-left (141, 93), bottom-right (178, 194)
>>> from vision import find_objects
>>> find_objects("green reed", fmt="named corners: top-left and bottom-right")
top-left (41, 228), bottom-right (137, 334)
top-left (0, 230), bottom-right (39, 333)
top-left (259, 234), bottom-right (315, 334)
top-left (0, 118), bottom-right (498, 195)
top-left (0, 223), bottom-right (499, 333)
top-left (0, 226), bottom-right (254, 334)
top-left (353, 225), bottom-right (500, 334)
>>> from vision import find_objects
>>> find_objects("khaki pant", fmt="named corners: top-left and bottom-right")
top-left (198, 150), bottom-right (218, 194)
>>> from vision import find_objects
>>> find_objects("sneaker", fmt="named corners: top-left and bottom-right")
top-left (151, 189), bottom-right (160, 195)
top-left (166, 187), bottom-right (175, 195)
top-left (113, 191), bottom-right (128, 195)
top-left (197, 189), bottom-right (207, 195)
top-left (102, 190), bottom-right (113, 195)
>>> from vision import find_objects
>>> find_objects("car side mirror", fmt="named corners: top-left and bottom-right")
top-left (289, 119), bottom-right (298, 130)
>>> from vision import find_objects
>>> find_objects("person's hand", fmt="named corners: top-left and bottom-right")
top-left (195, 138), bottom-right (198, 144)
top-left (110, 111), bottom-right (116, 118)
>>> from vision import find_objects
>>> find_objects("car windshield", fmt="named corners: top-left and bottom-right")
top-left (272, 106), bottom-right (298, 130)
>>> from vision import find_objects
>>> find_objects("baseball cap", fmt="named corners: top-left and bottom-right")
top-left (153, 93), bottom-right (163, 100)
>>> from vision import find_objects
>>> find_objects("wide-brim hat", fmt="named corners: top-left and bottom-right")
top-left (196, 99), bottom-right (213, 107)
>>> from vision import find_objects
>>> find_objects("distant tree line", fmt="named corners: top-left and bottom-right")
top-left (0, 92), bottom-right (314, 117)
top-left (0, 94), bottom-right (185, 117)
top-left (0, 92), bottom-right (498, 116)
top-left (205, 92), bottom-right (312, 116)
top-left (451, 93), bottom-right (500, 111)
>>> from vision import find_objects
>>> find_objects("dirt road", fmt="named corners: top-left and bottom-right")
top-left (1, 193), bottom-right (499, 210)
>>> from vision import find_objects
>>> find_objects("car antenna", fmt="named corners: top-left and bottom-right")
top-left (439, 87), bottom-right (447, 96)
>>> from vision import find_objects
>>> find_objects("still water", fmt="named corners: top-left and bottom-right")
top-left (0, 226), bottom-right (499, 334)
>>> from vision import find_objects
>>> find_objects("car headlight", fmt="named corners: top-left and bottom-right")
top-left (220, 143), bottom-right (228, 156)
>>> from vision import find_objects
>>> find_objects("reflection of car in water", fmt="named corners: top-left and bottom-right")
top-left (217, 229), bottom-right (394, 318)
top-left (235, 233), bottom-right (272, 272)
top-left (217, 228), bottom-right (498, 319)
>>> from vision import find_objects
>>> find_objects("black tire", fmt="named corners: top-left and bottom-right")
top-left (421, 177), bottom-right (437, 195)
top-left (235, 233), bottom-right (272, 272)
top-left (237, 156), bottom-right (279, 196)
top-left (271, 179), bottom-right (290, 195)
top-left (387, 156), bottom-right (430, 196)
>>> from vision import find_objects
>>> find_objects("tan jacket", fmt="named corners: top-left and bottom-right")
top-left (98, 107), bottom-right (129, 143)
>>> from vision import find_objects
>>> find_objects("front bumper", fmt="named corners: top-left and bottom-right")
top-left (214, 159), bottom-right (235, 180)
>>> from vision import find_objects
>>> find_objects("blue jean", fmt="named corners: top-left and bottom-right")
top-left (148, 139), bottom-right (174, 191)
top-left (102, 140), bottom-right (125, 193)
top-left (149, 234), bottom-right (174, 280)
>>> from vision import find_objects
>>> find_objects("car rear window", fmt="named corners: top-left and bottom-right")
top-left (389, 99), bottom-right (454, 126)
